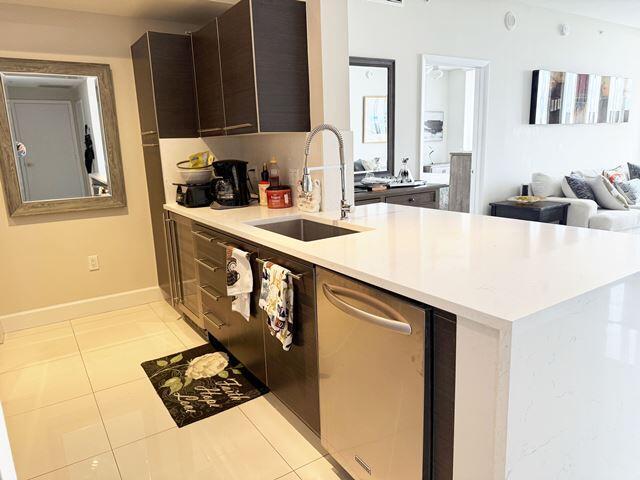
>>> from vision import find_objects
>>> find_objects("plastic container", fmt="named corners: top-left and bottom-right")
top-left (268, 157), bottom-right (280, 187)
top-left (258, 181), bottom-right (270, 206)
top-left (267, 186), bottom-right (292, 209)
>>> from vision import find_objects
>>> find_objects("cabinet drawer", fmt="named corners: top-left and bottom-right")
top-left (192, 225), bottom-right (227, 265)
top-left (355, 197), bottom-right (383, 206)
top-left (197, 258), bottom-right (227, 294)
top-left (386, 191), bottom-right (436, 207)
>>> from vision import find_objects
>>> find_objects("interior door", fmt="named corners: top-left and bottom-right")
top-left (10, 100), bottom-right (87, 201)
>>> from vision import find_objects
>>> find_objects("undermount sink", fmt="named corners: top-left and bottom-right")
top-left (252, 218), bottom-right (360, 242)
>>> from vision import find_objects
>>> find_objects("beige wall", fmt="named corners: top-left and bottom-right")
top-left (0, 4), bottom-right (195, 316)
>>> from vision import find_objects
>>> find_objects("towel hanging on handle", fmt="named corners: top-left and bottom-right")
top-left (259, 261), bottom-right (294, 351)
top-left (226, 246), bottom-right (253, 321)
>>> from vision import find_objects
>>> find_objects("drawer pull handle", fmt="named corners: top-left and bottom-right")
top-left (408, 197), bottom-right (416, 203)
top-left (142, 143), bottom-right (159, 147)
top-left (199, 127), bottom-right (224, 133)
top-left (192, 230), bottom-right (216, 243)
top-left (195, 258), bottom-right (221, 273)
top-left (203, 311), bottom-right (225, 329)
top-left (141, 130), bottom-right (157, 135)
top-left (256, 258), bottom-right (304, 281)
top-left (224, 123), bottom-right (253, 131)
top-left (217, 241), bottom-right (254, 258)
top-left (200, 285), bottom-right (222, 301)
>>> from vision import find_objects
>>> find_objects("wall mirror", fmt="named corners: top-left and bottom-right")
top-left (0, 58), bottom-right (126, 217)
top-left (349, 57), bottom-right (395, 179)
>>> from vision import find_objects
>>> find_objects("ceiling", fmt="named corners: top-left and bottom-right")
top-left (0, 0), bottom-right (238, 24)
top-left (518, 0), bottom-right (640, 29)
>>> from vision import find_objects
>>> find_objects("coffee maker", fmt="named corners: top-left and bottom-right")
top-left (211, 160), bottom-right (252, 209)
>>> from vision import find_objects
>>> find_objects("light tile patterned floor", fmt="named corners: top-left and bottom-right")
top-left (0, 302), bottom-right (352, 480)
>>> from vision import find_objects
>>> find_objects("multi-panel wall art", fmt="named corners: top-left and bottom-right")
top-left (530, 70), bottom-right (632, 125)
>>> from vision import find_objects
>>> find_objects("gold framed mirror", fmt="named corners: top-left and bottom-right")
top-left (0, 57), bottom-right (126, 217)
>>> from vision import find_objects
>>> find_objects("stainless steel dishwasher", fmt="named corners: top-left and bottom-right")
top-left (316, 267), bottom-right (430, 480)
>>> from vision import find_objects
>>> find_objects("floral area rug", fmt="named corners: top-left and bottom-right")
top-left (141, 341), bottom-right (268, 427)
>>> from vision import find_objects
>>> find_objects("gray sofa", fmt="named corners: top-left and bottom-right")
top-left (531, 172), bottom-right (640, 233)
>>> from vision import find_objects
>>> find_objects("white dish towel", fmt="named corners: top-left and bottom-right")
top-left (226, 246), bottom-right (253, 321)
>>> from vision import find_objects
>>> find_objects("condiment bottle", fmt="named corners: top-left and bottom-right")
top-left (268, 157), bottom-right (280, 187)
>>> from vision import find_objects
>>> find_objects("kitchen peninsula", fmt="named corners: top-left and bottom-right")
top-left (164, 201), bottom-right (640, 480)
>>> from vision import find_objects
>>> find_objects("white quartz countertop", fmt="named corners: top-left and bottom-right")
top-left (165, 202), bottom-right (640, 328)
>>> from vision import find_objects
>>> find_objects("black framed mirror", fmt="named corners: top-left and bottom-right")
top-left (349, 57), bottom-right (395, 180)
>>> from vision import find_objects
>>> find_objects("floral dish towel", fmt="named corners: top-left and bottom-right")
top-left (258, 261), bottom-right (293, 351)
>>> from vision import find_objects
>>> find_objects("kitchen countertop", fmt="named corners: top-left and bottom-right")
top-left (164, 202), bottom-right (640, 328)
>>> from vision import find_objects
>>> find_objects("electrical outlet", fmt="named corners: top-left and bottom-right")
top-left (88, 255), bottom-right (100, 272)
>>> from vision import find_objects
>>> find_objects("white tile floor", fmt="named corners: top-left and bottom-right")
top-left (0, 302), bottom-right (352, 480)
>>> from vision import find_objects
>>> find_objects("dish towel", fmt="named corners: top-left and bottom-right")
top-left (226, 246), bottom-right (253, 321)
top-left (258, 262), bottom-right (294, 351)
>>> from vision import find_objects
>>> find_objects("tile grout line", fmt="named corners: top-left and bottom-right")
top-left (69, 319), bottom-right (125, 480)
top-left (237, 407), bottom-right (298, 475)
top-left (25, 449), bottom-right (114, 480)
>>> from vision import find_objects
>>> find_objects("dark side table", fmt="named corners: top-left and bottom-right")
top-left (490, 201), bottom-right (569, 225)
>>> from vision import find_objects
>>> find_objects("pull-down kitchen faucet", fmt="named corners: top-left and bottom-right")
top-left (301, 123), bottom-right (351, 220)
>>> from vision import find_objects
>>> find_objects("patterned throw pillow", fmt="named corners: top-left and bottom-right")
top-left (629, 162), bottom-right (640, 180)
top-left (564, 175), bottom-right (596, 201)
top-left (615, 179), bottom-right (640, 205)
top-left (603, 165), bottom-right (628, 184)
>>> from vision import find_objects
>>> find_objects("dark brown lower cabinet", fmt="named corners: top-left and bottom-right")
top-left (172, 214), bottom-right (201, 326)
top-left (258, 247), bottom-right (320, 435)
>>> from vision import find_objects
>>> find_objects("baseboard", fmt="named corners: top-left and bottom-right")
top-left (0, 286), bottom-right (164, 334)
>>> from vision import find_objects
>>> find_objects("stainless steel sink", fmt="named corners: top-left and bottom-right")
top-left (254, 218), bottom-right (360, 242)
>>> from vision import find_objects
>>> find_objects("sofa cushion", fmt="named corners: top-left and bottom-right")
top-left (531, 172), bottom-right (563, 198)
top-left (564, 175), bottom-right (596, 201)
top-left (589, 209), bottom-right (640, 231)
top-left (589, 175), bottom-right (629, 210)
top-left (615, 178), bottom-right (640, 205)
top-left (629, 162), bottom-right (640, 180)
top-left (604, 165), bottom-right (628, 184)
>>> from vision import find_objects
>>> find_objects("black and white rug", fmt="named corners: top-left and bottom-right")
top-left (141, 340), bottom-right (268, 428)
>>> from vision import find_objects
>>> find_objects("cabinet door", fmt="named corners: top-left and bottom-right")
top-left (142, 144), bottom-right (170, 300)
top-left (259, 248), bottom-right (320, 434)
top-left (252, 0), bottom-right (310, 132)
top-left (147, 32), bottom-right (199, 138)
top-left (218, 0), bottom-right (259, 135)
top-left (131, 34), bottom-right (158, 137)
top-left (173, 214), bottom-right (201, 327)
top-left (192, 19), bottom-right (226, 137)
top-left (217, 233), bottom-right (266, 385)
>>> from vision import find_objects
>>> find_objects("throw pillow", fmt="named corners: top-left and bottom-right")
top-left (564, 175), bottom-right (596, 201)
top-left (571, 169), bottom-right (601, 180)
top-left (531, 172), bottom-right (563, 198)
top-left (589, 175), bottom-right (629, 210)
top-left (615, 178), bottom-right (640, 205)
top-left (629, 162), bottom-right (640, 180)
top-left (603, 165), bottom-right (628, 184)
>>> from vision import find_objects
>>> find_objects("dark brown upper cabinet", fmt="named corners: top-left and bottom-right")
top-left (194, 0), bottom-right (311, 137)
top-left (131, 32), bottom-right (199, 139)
top-left (191, 20), bottom-right (226, 137)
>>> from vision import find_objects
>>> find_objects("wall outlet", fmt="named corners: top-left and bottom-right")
top-left (88, 255), bottom-right (100, 272)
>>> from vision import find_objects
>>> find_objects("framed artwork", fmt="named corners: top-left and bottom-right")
top-left (530, 69), bottom-right (632, 125)
top-left (423, 110), bottom-right (444, 142)
top-left (362, 96), bottom-right (388, 143)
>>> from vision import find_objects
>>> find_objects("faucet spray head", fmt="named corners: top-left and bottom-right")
top-left (301, 167), bottom-right (314, 194)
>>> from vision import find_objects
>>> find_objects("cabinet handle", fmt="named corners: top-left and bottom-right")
top-left (203, 311), bottom-right (225, 329)
top-left (196, 257), bottom-right (221, 273)
top-left (192, 230), bottom-right (216, 243)
top-left (256, 258), bottom-right (305, 282)
top-left (141, 130), bottom-right (157, 135)
top-left (408, 197), bottom-right (416, 203)
top-left (200, 285), bottom-right (222, 301)
top-left (199, 127), bottom-right (224, 133)
top-left (224, 123), bottom-right (253, 131)
top-left (142, 143), bottom-right (159, 147)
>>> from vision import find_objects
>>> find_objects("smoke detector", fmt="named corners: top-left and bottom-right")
top-left (505, 11), bottom-right (517, 31)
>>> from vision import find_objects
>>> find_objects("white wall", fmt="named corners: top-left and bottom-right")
top-left (423, 71), bottom-right (449, 165)
top-left (348, 0), bottom-right (640, 210)
top-left (447, 70), bottom-right (468, 153)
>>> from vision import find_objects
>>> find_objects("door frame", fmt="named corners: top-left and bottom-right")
top-left (419, 54), bottom-right (490, 214)
top-left (8, 98), bottom-right (89, 200)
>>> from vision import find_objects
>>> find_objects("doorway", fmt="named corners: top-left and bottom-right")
top-left (419, 54), bottom-right (489, 214)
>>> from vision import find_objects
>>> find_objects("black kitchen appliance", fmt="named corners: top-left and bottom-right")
top-left (211, 160), bottom-right (252, 209)
top-left (174, 183), bottom-right (213, 208)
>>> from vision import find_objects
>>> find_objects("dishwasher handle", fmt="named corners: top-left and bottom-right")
top-left (322, 283), bottom-right (412, 335)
